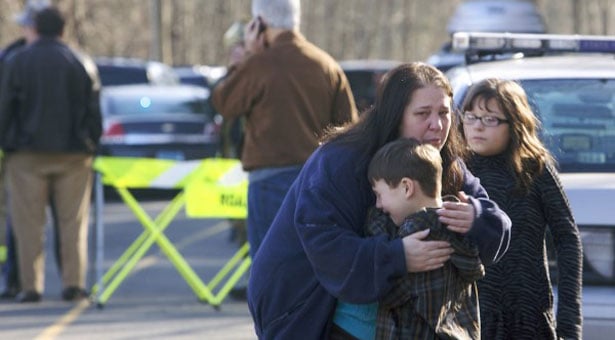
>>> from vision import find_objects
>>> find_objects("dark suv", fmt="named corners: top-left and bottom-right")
top-left (339, 59), bottom-right (401, 113)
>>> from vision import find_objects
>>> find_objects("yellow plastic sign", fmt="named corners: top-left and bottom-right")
top-left (0, 245), bottom-right (7, 263)
top-left (93, 156), bottom-right (247, 218)
top-left (91, 156), bottom-right (250, 307)
top-left (93, 157), bottom-right (199, 188)
top-left (185, 159), bottom-right (248, 218)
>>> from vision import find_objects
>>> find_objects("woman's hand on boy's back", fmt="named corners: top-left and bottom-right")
top-left (437, 191), bottom-right (475, 234)
top-left (402, 229), bottom-right (453, 272)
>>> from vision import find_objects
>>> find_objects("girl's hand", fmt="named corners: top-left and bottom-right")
top-left (438, 191), bottom-right (475, 234)
top-left (402, 229), bottom-right (453, 272)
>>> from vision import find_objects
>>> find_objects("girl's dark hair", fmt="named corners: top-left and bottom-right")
top-left (322, 62), bottom-right (465, 195)
top-left (459, 78), bottom-right (554, 195)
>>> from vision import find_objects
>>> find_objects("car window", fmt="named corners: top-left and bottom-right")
top-left (105, 95), bottom-right (209, 116)
top-left (520, 79), bottom-right (615, 173)
top-left (98, 66), bottom-right (149, 86)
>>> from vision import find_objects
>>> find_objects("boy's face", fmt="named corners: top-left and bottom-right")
top-left (372, 179), bottom-right (413, 226)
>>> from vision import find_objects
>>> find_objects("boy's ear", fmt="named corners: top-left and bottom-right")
top-left (401, 177), bottom-right (414, 199)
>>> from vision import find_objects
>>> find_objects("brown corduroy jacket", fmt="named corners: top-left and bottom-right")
top-left (212, 30), bottom-right (357, 171)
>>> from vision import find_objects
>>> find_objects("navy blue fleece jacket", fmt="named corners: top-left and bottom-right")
top-left (248, 142), bottom-right (511, 339)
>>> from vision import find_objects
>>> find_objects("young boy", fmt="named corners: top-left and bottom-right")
top-left (368, 138), bottom-right (484, 339)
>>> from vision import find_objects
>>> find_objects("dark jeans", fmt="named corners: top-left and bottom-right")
top-left (247, 167), bottom-right (301, 259)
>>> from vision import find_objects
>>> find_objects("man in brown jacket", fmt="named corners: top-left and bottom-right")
top-left (212, 0), bottom-right (357, 261)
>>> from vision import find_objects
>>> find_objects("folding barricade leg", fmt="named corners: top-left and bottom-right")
top-left (91, 157), bottom-right (251, 308)
top-left (92, 187), bottom-right (188, 304)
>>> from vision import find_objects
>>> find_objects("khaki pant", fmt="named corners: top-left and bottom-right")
top-left (6, 151), bottom-right (93, 293)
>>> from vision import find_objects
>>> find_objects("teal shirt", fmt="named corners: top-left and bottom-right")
top-left (332, 301), bottom-right (378, 340)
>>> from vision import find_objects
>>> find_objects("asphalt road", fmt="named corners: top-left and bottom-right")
top-left (0, 197), bottom-right (256, 339)
top-left (1, 194), bottom-right (614, 339)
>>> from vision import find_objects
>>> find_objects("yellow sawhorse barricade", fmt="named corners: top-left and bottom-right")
top-left (90, 156), bottom-right (250, 308)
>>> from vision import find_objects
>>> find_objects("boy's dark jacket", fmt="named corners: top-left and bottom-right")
top-left (367, 203), bottom-right (483, 339)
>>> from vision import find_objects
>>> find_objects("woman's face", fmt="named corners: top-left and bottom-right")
top-left (399, 85), bottom-right (452, 150)
top-left (462, 98), bottom-right (510, 156)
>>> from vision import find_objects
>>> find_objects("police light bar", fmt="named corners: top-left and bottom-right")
top-left (452, 32), bottom-right (615, 55)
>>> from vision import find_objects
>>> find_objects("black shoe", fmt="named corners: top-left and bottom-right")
top-left (0, 287), bottom-right (20, 299)
top-left (18, 291), bottom-right (42, 303)
top-left (229, 286), bottom-right (248, 301)
top-left (62, 286), bottom-right (88, 302)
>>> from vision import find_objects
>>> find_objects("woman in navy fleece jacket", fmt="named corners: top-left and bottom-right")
top-left (247, 62), bottom-right (511, 339)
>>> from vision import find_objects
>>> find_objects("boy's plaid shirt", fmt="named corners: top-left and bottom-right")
top-left (366, 201), bottom-right (485, 340)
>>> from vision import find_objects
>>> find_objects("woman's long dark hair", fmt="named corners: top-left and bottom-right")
top-left (322, 62), bottom-right (466, 195)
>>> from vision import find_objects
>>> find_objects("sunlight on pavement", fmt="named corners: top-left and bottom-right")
top-left (34, 299), bottom-right (90, 340)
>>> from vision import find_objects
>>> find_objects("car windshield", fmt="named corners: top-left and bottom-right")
top-left (520, 78), bottom-right (615, 173)
top-left (98, 67), bottom-right (149, 86)
top-left (104, 94), bottom-right (209, 116)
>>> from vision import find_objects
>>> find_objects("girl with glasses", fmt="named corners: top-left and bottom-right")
top-left (459, 78), bottom-right (583, 340)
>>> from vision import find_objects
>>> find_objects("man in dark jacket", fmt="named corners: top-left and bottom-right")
top-left (0, 37), bottom-right (27, 300)
top-left (0, 6), bottom-right (101, 303)
top-left (0, 0), bottom-right (65, 300)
